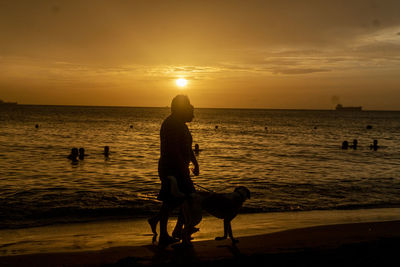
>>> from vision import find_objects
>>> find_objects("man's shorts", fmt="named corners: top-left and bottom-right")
top-left (157, 175), bottom-right (195, 206)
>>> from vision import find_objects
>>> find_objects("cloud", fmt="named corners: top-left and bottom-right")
top-left (2, 0), bottom-right (400, 66)
top-left (272, 68), bottom-right (331, 75)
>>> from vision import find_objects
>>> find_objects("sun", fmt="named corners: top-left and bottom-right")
top-left (176, 78), bottom-right (188, 88)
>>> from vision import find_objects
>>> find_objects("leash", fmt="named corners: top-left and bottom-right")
top-left (193, 182), bottom-right (215, 192)
top-left (193, 182), bottom-right (233, 193)
top-left (191, 170), bottom-right (236, 193)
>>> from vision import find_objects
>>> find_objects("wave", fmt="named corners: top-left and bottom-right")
top-left (1, 197), bottom-right (400, 230)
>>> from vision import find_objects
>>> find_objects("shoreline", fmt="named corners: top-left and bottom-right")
top-left (1, 220), bottom-right (399, 266)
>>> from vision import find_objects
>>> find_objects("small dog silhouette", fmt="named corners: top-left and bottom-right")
top-left (200, 186), bottom-right (251, 243)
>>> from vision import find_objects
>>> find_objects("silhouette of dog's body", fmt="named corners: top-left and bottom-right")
top-left (200, 186), bottom-right (250, 243)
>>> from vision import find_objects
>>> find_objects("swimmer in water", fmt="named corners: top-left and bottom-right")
top-left (194, 144), bottom-right (201, 154)
top-left (103, 146), bottom-right (110, 158)
top-left (370, 140), bottom-right (379, 151)
top-left (341, 141), bottom-right (349, 150)
top-left (78, 147), bottom-right (86, 160)
top-left (350, 139), bottom-right (358, 150)
top-left (67, 148), bottom-right (79, 162)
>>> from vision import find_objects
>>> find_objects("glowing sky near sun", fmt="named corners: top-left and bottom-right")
top-left (1, 0), bottom-right (400, 109)
top-left (176, 78), bottom-right (188, 88)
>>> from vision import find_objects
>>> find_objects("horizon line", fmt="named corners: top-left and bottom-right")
top-left (7, 103), bottom-right (400, 112)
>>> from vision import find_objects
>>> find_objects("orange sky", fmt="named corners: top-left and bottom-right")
top-left (1, 0), bottom-right (400, 110)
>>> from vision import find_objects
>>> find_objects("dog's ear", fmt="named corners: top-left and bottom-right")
top-left (235, 186), bottom-right (251, 199)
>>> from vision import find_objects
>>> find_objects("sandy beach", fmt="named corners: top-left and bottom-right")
top-left (1, 209), bottom-right (400, 266)
top-left (1, 220), bottom-right (399, 266)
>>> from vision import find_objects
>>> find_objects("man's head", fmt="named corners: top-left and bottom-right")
top-left (171, 95), bottom-right (194, 122)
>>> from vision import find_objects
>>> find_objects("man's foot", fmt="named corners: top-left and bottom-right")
top-left (148, 217), bottom-right (158, 235)
top-left (158, 235), bottom-right (180, 248)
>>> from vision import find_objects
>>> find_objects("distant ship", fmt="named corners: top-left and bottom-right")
top-left (335, 104), bottom-right (362, 111)
top-left (0, 99), bottom-right (18, 105)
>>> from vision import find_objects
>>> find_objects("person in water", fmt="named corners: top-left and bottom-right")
top-left (148, 95), bottom-right (199, 247)
top-left (78, 147), bottom-right (86, 160)
top-left (193, 143), bottom-right (201, 154)
top-left (370, 139), bottom-right (379, 151)
top-left (103, 146), bottom-right (110, 157)
top-left (67, 148), bottom-right (79, 162)
top-left (342, 141), bottom-right (349, 149)
top-left (350, 139), bottom-right (358, 150)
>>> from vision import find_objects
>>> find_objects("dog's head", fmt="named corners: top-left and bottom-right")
top-left (234, 186), bottom-right (251, 200)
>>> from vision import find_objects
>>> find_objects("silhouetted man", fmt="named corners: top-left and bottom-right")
top-left (149, 95), bottom-right (199, 247)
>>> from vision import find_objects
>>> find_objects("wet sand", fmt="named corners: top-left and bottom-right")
top-left (1, 220), bottom-right (399, 266)
top-left (2, 208), bottom-right (400, 256)
top-left (1, 209), bottom-right (400, 266)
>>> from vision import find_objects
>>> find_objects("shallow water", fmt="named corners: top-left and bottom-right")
top-left (1, 105), bottom-right (400, 228)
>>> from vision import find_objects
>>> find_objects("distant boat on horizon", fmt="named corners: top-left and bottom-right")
top-left (335, 104), bottom-right (362, 111)
top-left (0, 99), bottom-right (18, 105)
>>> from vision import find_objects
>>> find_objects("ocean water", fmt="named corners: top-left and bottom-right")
top-left (1, 105), bottom-right (400, 229)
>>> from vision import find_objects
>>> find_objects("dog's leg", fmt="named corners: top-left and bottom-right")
top-left (147, 215), bottom-right (159, 244)
top-left (215, 219), bottom-right (228, 241)
top-left (181, 223), bottom-right (194, 247)
top-left (227, 221), bottom-right (239, 244)
top-left (172, 212), bottom-right (184, 240)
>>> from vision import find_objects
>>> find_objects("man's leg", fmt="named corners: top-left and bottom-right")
top-left (157, 201), bottom-right (180, 247)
